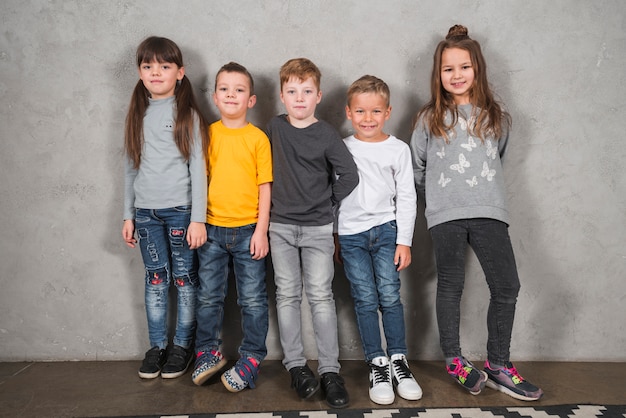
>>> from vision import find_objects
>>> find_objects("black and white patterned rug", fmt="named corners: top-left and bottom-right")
top-left (120, 404), bottom-right (626, 418)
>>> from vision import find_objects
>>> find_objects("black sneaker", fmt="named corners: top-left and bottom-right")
top-left (321, 372), bottom-right (350, 409)
top-left (138, 346), bottom-right (166, 379)
top-left (289, 364), bottom-right (320, 399)
top-left (161, 345), bottom-right (193, 379)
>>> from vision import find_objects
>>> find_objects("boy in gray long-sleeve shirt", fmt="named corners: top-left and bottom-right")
top-left (267, 58), bottom-right (358, 409)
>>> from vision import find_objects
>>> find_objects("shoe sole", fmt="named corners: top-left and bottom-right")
top-left (161, 356), bottom-right (193, 379)
top-left (396, 389), bottom-right (423, 401)
top-left (192, 358), bottom-right (228, 386)
top-left (485, 378), bottom-right (543, 401)
top-left (453, 370), bottom-right (488, 395)
top-left (138, 370), bottom-right (160, 379)
top-left (369, 392), bottom-right (395, 405)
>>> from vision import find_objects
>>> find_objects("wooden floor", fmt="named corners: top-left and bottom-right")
top-left (1, 360), bottom-right (624, 417)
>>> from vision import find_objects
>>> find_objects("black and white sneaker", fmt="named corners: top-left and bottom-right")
top-left (138, 346), bottom-right (166, 379)
top-left (161, 345), bottom-right (193, 379)
top-left (368, 356), bottom-right (394, 405)
top-left (391, 353), bottom-right (422, 400)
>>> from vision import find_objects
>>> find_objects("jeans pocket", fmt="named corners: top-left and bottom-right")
top-left (173, 205), bottom-right (191, 213)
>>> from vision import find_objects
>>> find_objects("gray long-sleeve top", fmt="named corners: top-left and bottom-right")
top-left (123, 96), bottom-right (207, 223)
top-left (410, 104), bottom-right (510, 229)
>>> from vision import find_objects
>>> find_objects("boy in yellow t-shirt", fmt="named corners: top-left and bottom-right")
top-left (192, 62), bottom-right (272, 392)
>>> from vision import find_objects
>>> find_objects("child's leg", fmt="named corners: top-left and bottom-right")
top-left (161, 208), bottom-right (198, 350)
top-left (269, 222), bottom-right (306, 371)
top-left (231, 224), bottom-right (269, 362)
top-left (196, 225), bottom-right (231, 353)
top-left (370, 222), bottom-right (407, 358)
top-left (135, 208), bottom-right (171, 351)
top-left (300, 223), bottom-right (340, 375)
top-left (468, 219), bottom-right (520, 365)
top-left (192, 225), bottom-right (231, 385)
top-left (338, 231), bottom-right (386, 362)
top-left (429, 220), bottom-right (469, 359)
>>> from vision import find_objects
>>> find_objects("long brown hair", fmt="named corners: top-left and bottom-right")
top-left (416, 25), bottom-right (510, 142)
top-left (124, 36), bottom-right (209, 169)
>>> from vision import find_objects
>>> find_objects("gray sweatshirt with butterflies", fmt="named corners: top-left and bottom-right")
top-left (410, 104), bottom-right (510, 229)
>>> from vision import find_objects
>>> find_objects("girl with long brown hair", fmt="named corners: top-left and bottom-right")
top-left (122, 36), bottom-right (208, 380)
top-left (410, 25), bottom-right (542, 401)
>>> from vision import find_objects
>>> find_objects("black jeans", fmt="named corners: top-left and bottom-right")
top-left (430, 218), bottom-right (520, 364)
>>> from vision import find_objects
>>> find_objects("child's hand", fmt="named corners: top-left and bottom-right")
top-left (122, 219), bottom-right (137, 248)
top-left (187, 222), bottom-right (207, 249)
top-left (394, 244), bottom-right (412, 271)
top-left (250, 229), bottom-right (269, 260)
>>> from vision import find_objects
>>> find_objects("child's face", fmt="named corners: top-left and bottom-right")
top-left (138, 59), bottom-right (184, 100)
top-left (213, 71), bottom-right (256, 121)
top-left (440, 47), bottom-right (475, 105)
top-left (280, 76), bottom-right (321, 126)
top-left (346, 92), bottom-right (391, 142)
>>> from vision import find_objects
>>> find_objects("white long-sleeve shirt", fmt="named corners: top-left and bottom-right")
top-left (337, 135), bottom-right (417, 246)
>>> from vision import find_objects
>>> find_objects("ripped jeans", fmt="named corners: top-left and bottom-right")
top-left (135, 207), bottom-right (198, 350)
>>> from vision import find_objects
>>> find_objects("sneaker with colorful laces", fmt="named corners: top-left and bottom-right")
top-left (390, 354), bottom-right (423, 400)
top-left (191, 349), bottom-right (227, 386)
top-left (446, 357), bottom-right (488, 395)
top-left (221, 357), bottom-right (260, 392)
top-left (484, 360), bottom-right (543, 401)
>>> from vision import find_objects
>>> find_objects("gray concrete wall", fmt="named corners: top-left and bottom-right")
top-left (1, 0), bottom-right (624, 362)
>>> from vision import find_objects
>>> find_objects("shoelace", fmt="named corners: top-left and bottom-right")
top-left (448, 358), bottom-right (471, 379)
top-left (371, 363), bottom-right (391, 384)
top-left (501, 363), bottom-right (524, 384)
top-left (392, 358), bottom-right (412, 380)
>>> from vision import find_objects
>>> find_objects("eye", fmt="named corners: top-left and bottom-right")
top-left (237, 88), bottom-right (245, 93)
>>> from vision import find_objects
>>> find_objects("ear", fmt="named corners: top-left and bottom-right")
top-left (248, 95), bottom-right (257, 109)
top-left (177, 66), bottom-right (185, 81)
top-left (345, 105), bottom-right (352, 120)
top-left (316, 90), bottom-right (322, 104)
top-left (385, 106), bottom-right (392, 120)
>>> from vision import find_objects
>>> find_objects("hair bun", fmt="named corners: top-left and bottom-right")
top-left (446, 24), bottom-right (469, 40)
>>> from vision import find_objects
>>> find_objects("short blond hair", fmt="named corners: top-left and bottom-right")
top-left (346, 75), bottom-right (390, 108)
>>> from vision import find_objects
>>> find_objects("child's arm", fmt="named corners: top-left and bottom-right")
top-left (122, 219), bottom-right (137, 248)
top-left (327, 137), bottom-right (359, 203)
top-left (394, 244), bottom-right (412, 271)
top-left (250, 182), bottom-right (271, 260)
top-left (187, 116), bottom-right (208, 250)
top-left (409, 120), bottom-right (428, 198)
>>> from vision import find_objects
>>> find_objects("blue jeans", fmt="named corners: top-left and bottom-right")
top-left (338, 221), bottom-right (407, 362)
top-left (135, 207), bottom-right (198, 350)
top-left (196, 224), bottom-right (269, 362)
top-left (269, 222), bottom-right (340, 375)
top-left (430, 218), bottom-right (520, 365)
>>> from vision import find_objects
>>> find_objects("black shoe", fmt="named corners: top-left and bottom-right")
top-left (161, 345), bottom-right (193, 379)
top-left (289, 365), bottom-right (320, 399)
top-left (321, 372), bottom-right (350, 409)
top-left (138, 346), bottom-right (166, 379)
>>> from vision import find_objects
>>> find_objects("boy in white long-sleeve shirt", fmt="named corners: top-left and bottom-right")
top-left (335, 75), bottom-right (421, 405)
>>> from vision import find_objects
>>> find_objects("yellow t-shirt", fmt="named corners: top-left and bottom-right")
top-left (206, 121), bottom-right (273, 227)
